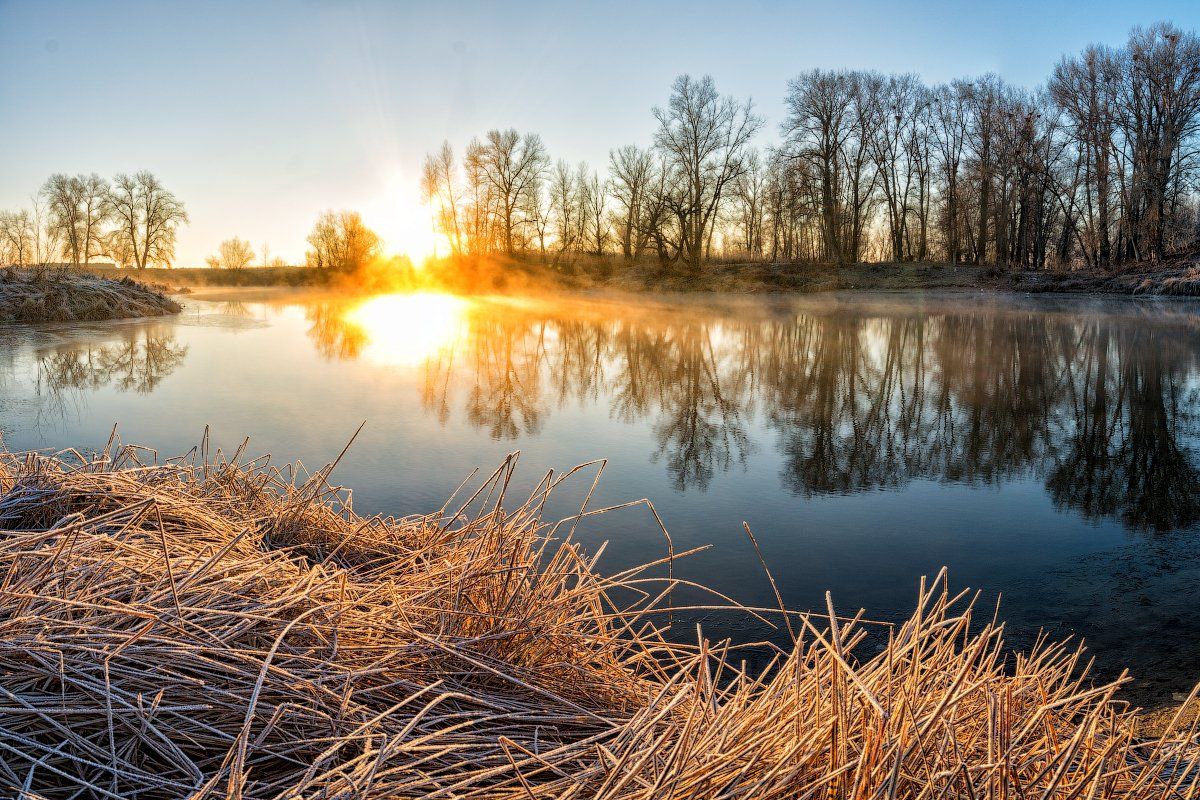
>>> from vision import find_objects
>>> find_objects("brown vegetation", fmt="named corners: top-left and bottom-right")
top-left (416, 251), bottom-right (1200, 297)
top-left (78, 251), bottom-right (1200, 298)
top-left (81, 263), bottom-right (333, 289)
top-left (0, 268), bottom-right (181, 323)
top-left (0, 439), bottom-right (1197, 798)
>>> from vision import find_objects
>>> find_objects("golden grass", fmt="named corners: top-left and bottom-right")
top-left (0, 268), bottom-right (181, 323)
top-left (0, 437), bottom-right (1196, 798)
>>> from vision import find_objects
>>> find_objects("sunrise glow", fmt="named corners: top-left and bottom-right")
top-left (362, 172), bottom-right (445, 266)
top-left (344, 292), bottom-right (465, 367)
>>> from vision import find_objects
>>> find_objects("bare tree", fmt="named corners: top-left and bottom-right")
top-left (0, 210), bottom-right (34, 266)
top-left (653, 74), bottom-right (762, 271)
top-left (104, 172), bottom-right (188, 269)
top-left (572, 162), bottom-right (590, 250)
top-left (521, 175), bottom-right (551, 257)
top-left (932, 82), bottom-right (971, 264)
top-left (581, 169), bottom-right (609, 256)
top-left (42, 173), bottom-right (111, 267)
top-left (462, 152), bottom-right (495, 256)
top-left (1118, 23), bottom-right (1200, 262)
top-left (782, 70), bottom-right (864, 263)
top-left (207, 237), bottom-right (255, 269)
top-left (608, 145), bottom-right (654, 260)
top-left (549, 160), bottom-right (579, 260)
top-left (638, 155), bottom-right (681, 266)
top-left (29, 194), bottom-right (62, 268)
top-left (464, 129), bottom-right (549, 255)
top-left (962, 75), bottom-right (1006, 264)
top-left (305, 210), bottom-right (381, 272)
top-left (40, 175), bottom-right (85, 266)
top-left (865, 73), bottom-right (927, 261)
top-left (732, 149), bottom-right (766, 256)
top-left (420, 21), bottom-right (1200, 274)
top-left (1052, 45), bottom-right (1121, 267)
top-left (78, 174), bottom-right (111, 264)
top-left (421, 141), bottom-right (465, 255)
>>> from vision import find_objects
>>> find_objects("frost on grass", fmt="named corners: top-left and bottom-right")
top-left (0, 439), bottom-right (1197, 798)
top-left (0, 267), bottom-right (181, 323)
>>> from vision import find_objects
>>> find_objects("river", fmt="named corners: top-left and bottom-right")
top-left (2, 288), bottom-right (1199, 704)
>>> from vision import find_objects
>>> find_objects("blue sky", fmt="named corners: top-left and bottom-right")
top-left (3, 0), bottom-right (1199, 265)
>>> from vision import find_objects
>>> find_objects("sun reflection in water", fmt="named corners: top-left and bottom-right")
top-left (345, 292), bottom-right (466, 367)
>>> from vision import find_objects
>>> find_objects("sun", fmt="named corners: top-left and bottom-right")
top-left (345, 292), bottom-right (466, 367)
top-left (362, 171), bottom-right (447, 265)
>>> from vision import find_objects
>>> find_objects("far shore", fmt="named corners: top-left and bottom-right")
top-left (76, 255), bottom-right (1200, 299)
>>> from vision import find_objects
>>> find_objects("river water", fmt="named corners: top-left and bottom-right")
top-left (2, 288), bottom-right (1198, 704)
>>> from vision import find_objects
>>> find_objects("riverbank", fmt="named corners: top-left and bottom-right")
top-left (578, 254), bottom-right (1200, 296)
top-left (0, 267), bottom-right (181, 323)
top-left (0, 439), bottom-right (1196, 798)
top-left (83, 263), bottom-right (334, 289)
top-left (79, 254), bottom-right (1200, 299)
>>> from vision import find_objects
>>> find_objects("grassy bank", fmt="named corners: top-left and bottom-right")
top-left (81, 263), bottom-right (334, 288)
top-left (79, 254), bottom-right (1200, 298)
top-left (546, 252), bottom-right (1200, 296)
top-left (0, 268), bottom-right (182, 323)
top-left (0, 440), bottom-right (1196, 798)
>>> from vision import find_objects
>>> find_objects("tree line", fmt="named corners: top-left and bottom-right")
top-left (209, 211), bottom-right (367, 270)
top-left (423, 22), bottom-right (1200, 271)
top-left (0, 168), bottom-right (323, 271)
top-left (7, 22), bottom-right (1196, 276)
top-left (0, 172), bottom-right (188, 270)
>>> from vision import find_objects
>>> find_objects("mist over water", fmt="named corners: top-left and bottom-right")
top-left (3, 288), bottom-right (1200, 703)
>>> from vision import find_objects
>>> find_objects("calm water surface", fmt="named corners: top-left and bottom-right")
top-left (2, 288), bottom-right (1199, 703)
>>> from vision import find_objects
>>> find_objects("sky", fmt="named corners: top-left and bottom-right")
top-left (3, 0), bottom-right (1200, 267)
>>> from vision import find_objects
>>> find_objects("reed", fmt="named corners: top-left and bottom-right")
top-left (0, 438), bottom-right (1195, 798)
top-left (0, 268), bottom-right (181, 323)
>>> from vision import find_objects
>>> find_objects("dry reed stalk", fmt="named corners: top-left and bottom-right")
top-left (0, 437), bottom-right (1196, 799)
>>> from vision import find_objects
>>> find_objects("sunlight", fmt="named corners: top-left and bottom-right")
top-left (345, 292), bottom-right (466, 367)
top-left (362, 171), bottom-right (446, 266)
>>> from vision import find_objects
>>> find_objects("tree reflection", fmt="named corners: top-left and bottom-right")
top-left (37, 328), bottom-right (188, 395)
top-left (461, 317), bottom-right (546, 439)
top-left (646, 326), bottom-right (754, 491)
top-left (306, 301), bottom-right (368, 360)
top-left (1046, 325), bottom-right (1200, 531)
top-left (300, 295), bottom-right (1200, 532)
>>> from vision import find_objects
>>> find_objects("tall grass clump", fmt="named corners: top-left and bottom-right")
top-left (0, 267), bottom-right (181, 323)
top-left (0, 437), bottom-right (1196, 798)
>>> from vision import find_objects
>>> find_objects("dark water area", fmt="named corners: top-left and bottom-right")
top-left (2, 288), bottom-right (1199, 705)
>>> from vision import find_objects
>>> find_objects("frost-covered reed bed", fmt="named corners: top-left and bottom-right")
top-left (0, 438), bottom-right (1196, 798)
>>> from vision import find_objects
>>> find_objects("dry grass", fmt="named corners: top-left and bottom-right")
top-left (1147, 266), bottom-right (1200, 296)
top-left (0, 268), bottom-right (182, 323)
top-left (0, 437), bottom-right (1197, 799)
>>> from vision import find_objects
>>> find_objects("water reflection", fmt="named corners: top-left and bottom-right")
top-left (4, 293), bottom-right (1198, 535)
top-left (0, 325), bottom-right (191, 430)
top-left (37, 328), bottom-right (188, 396)
top-left (308, 295), bottom-right (1200, 532)
top-left (307, 300), bottom-right (370, 360)
top-left (307, 293), bottom-right (465, 365)
top-left (4, 292), bottom-right (1198, 702)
